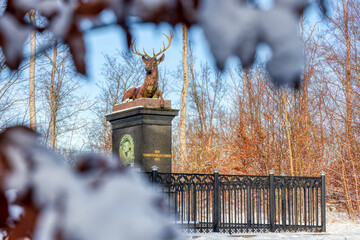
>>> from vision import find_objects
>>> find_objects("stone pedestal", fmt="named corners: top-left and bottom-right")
top-left (106, 99), bottom-right (178, 172)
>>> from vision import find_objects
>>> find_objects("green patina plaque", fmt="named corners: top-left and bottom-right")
top-left (119, 134), bottom-right (135, 166)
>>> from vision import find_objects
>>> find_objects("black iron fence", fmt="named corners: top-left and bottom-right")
top-left (145, 167), bottom-right (326, 233)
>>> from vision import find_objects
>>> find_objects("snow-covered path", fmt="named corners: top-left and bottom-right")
top-left (1, 212), bottom-right (359, 239)
top-left (185, 222), bottom-right (360, 240)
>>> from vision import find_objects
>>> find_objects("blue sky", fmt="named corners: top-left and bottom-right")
top-left (81, 1), bottom-right (321, 105)
top-left (83, 21), bottom-right (216, 104)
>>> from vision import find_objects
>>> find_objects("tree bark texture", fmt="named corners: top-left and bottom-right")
top-left (180, 24), bottom-right (189, 171)
top-left (49, 42), bottom-right (58, 149)
top-left (29, 10), bottom-right (36, 130)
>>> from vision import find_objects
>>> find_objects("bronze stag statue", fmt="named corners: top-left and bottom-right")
top-left (122, 31), bottom-right (174, 108)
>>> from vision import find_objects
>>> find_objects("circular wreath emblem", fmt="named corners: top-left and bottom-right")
top-left (119, 134), bottom-right (135, 166)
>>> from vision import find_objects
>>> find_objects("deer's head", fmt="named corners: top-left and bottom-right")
top-left (131, 31), bottom-right (174, 75)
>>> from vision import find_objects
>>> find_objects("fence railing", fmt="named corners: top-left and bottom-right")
top-left (145, 167), bottom-right (326, 233)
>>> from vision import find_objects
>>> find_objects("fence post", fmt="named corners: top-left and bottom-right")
top-left (213, 168), bottom-right (220, 232)
top-left (269, 170), bottom-right (275, 232)
top-left (247, 185), bottom-right (251, 228)
top-left (192, 184), bottom-right (197, 225)
top-left (280, 173), bottom-right (286, 227)
top-left (152, 166), bottom-right (158, 186)
top-left (321, 171), bottom-right (326, 232)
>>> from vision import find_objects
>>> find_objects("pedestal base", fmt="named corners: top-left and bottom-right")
top-left (106, 99), bottom-right (178, 172)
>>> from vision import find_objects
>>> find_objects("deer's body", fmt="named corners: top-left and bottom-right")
top-left (122, 56), bottom-right (164, 105)
top-left (122, 32), bottom-right (173, 107)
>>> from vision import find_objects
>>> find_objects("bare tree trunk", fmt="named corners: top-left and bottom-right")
top-left (283, 91), bottom-right (295, 176)
top-left (49, 42), bottom-right (58, 149)
top-left (29, 10), bottom-right (36, 130)
top-left (342, 0), bottom-right (354, 147)
top-left (342, 0), bottom-right (360, 214)
top-left (180, 24), bottom-right (189, 172)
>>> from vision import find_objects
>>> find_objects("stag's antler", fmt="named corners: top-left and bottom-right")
top-left (130, 31), bottom-right (174, 59)
top-left (131, 39), bottom-right (151, 58)
top-left (153, 31), bottom-right (174, 58)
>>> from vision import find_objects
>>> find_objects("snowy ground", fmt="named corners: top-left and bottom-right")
top-left (185, 212), bottom-right (360, 240)
top-left (1, 211), bottom-right (359, 239)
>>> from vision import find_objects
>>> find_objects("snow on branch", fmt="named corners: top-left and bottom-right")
top-left (0, 0), bottom-right (327, 88)
top-left (0, 126), bottom-right (181, 240)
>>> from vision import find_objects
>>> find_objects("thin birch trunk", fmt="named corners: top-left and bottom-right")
top-left (49, 42), bottom-right (58, 149)
top-left (283, 91), bottom-right (295, 176)
top-left (29, 10), bottom-right (36, 130)
top-left (339, 140), bottom-right (354, 218)
top-left (180, 24), bottom-right (189, 172)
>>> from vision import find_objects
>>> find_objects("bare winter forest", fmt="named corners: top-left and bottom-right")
top-left (0, 1), bottom-right (360, 235)
top-left (171, 1), bottom-right (360, 219)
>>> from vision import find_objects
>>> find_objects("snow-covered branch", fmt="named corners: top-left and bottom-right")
top-left (0, 126), bottom-right (181, 240)
top-left (0, 0), bottom-right (327, 88)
